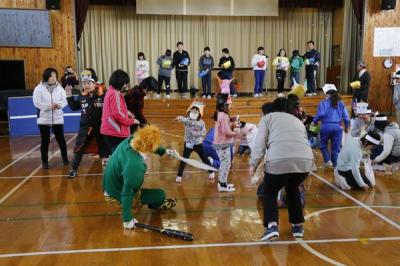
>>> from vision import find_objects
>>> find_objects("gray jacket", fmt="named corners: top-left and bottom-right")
top-left (157, 55), bottom-right (174, 77)
top-left (199, 55), bottom-right (214, 71)
top-left (351, 117), bottom-right (375, 138)
top-left (250, 112), bottom-right (315, 174)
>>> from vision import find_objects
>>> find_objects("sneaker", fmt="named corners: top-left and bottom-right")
top-left (176, 176), bottom-right (182, 183)
top-left (208, 157), bottom-right (214, 166)
top-left (156, 94), bottom-right (161, 98)
top-left (208, 172), bottom-right (215, 180)
top-left (218, 182), bottom-right (236, 192)
top-left (372, 164), bottom-right (385, 171)
top-left (207, 95), bottom-right (212, 99)
top-left (166, 94), bottom-right (171, 99)
top-left (305, 93), bottom-right (313, 97)
top-left (144, 96), bottom-right (148, 99)
top-left (277, 93), bottom-right (285, 98)
top-left (292, 224), bottom-right (304, 238)
top-left (101, 158), bottom-right (109, 168)
top-left (68, 169), bottom-right (77, 178)
top-left (324, 161), bottom-right (333, 168)
top-left (233, 94), bottom-right (238, 98)
top-left (254, 94), bottom-right (258, 98)
top-left (312, 92), bottom-right (318, 96)
top-left (42, 162), bottom-right (49, 169)
top-left (260, 226), bottom-right (279, 241)
top-left (202, 95), bottom-right (206, 99)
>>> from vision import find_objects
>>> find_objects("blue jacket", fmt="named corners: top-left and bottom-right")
top-left (313, 98), bottom-right (350, 126)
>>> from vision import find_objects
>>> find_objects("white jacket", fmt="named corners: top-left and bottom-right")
top-left (33, 82), bottom-right (67, 125)
top-left (251, 54), bottom-right (268, 71)
top-left (135, 59), bottom-right (150, 79)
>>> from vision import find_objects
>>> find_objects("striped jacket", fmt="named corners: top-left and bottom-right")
top-left (101, 86), bottom-right (135, 138)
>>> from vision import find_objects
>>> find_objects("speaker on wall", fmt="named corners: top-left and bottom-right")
top-left (46, 0), bottom-right (60, 10)
top-left (381, 0), bottom-right (396, 10)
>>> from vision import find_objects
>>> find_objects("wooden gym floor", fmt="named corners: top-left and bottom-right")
top-left (0, 96), bottom-right (399, 265)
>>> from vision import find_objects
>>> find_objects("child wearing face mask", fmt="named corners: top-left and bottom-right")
top-left (175, 101), bottom-right (215, 183)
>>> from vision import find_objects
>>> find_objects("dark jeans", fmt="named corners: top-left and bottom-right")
top-left (71, 127), bottom-right (110, 170)
top-left (290, 71), bottom-right (300, 87)
top-left (305, 66), bottom-right (317, 93)
top-left (157, 75), bottom-right (171, 95)
top-left (276, 70), bottom-right (286, 93)
top-left (177, 143), bottom-right (213, 176)
top-left (201, 72), bottom-right (212, 96)
top-left (263, 172), bottom-right (308, 226)
top-left (176, 70), bottom-right (188, 93)
top-left (38, 124), bottom-right (68, 164)
top-left (104, 135), bottom-right (126, 154)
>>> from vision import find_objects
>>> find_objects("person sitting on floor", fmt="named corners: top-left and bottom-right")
top-left (334, 131), bottom-right (380, 190)
top-left (371, 114), bottom-right (400, 173)
top-left (237, 121), bottom-right (257, 155)
top-left (351, 102), bottom-right (375, 138)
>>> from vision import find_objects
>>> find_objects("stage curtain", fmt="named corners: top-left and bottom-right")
top-left (79, 5), bottom-right (332, 90)
top-left (340, 0), bottom-right (363, 94)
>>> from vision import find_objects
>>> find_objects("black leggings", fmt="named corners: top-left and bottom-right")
top-left (177, 143), bottom-right (212, 176)
top-left (263, 172), bottom-right (308, 226)
top-left (276, 70), bottom-right (286, 93)
top-left (38, 124), bottom-right (68, 164)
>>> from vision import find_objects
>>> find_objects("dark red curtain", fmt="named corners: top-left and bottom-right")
top-left (75, 0), bottom-right (90, 44)
top-left (351, 0), bottom-right (364, 25)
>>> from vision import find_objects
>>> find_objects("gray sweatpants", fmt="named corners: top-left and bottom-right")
top-left (216, 147), bottom-right (232, 183)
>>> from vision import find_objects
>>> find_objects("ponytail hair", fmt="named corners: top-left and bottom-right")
top-left (327, 90), bottom-right (341, 108)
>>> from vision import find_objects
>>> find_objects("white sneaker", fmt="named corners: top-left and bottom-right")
top-left (166, 94), bottom-right (171, 99)
top-left (324, 161), bottom-right (333, 168)
top-left (312, 92), bottom-right (318, 96)
top-left (305, 93), bottom-right (313, 97)
top-left (202, 95), bottom-right (206, 99)
top-left (144, 96), bottom-right (148, 99)
top-left (176, 176), bottom-right (182, 183)
top-left (156, 94), bottom-right (161, 98)
top-left (208, 172), bottom-right (215, 180)
top-left (372, 164), bottom-right (385, 171)
top-left (254, 94), bottom-right (258, 98)
top-left (218, 183), bottom-right (236, 192)
top-left (233, 94), bottom-right (238, 98)
top-left (277, 93), bottom-right (285, 98)
top-left (207, 95), bottom-right (211, 99)
top-left (208, 156), bottom-right (214, 166)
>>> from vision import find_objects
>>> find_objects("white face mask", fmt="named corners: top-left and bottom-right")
top-left (189, 112), bottom-right (199, 120)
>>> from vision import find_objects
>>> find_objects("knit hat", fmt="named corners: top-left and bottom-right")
top-left (80, 70), bottom-right (95, 83)
top-left (187, 101), bottom-right (205, 117)
top-left (322, 84), bottom-right (337, 95)
top-left (356, 102), bottom-right (371, 115)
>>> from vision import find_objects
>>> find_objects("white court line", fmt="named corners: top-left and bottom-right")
top-left (302, 205), bottom-right (400, 266)
top-left (0, 236), bottom-right (399, 258)
top-left (0, 169), bottom-right (251, 179)
top-left (0, 135), bottom-right (77, 205)
top-left (311, 172), bottom-right (400, 230)
top-left (0, 136), bottom-right (55, 174)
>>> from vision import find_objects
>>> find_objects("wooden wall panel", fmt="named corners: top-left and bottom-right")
top-left (363, 0), bottom-right (400, 112)
top-left (0, 0), bottom-right (76, 90)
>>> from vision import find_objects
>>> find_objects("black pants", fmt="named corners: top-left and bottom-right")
top-left (338, 170), bottom-right (372, 188)
top-left (201, 72), bottom-right (212, 96)
top-left (263, 172), bottom-right (308, 226)
top-left (177, 143), bottom-right (212, 176)
top-left (104, 135), bottom-right (126, 154)
top-left (71, 127), bottom-right (110, 170)
top-left (353, 89), bottom-right (368, 103)
top-left (176, 70), bottom-right (188, 93)
top-left (157, 75), bottom-right (171, 95)
top-left (38, 124), bottom-right (68, 164)
top-left (305, 66), bottom-right (317, 93)
top-left (276, 70), bottom-right (286, 93)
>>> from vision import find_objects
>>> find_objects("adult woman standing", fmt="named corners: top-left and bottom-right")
top-left (101, 69), bottom-right (136, 153)
top-left (250, 98), bottom-right (315, 241)
top-left (272, 49), bottom-right (290, 97)
top-left (33, 68), bottom-right (68, 169)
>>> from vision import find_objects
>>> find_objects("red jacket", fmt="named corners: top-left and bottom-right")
top-left (101, 86), bottom-right (135, 138)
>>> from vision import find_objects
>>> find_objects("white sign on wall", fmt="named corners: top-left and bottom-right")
top-left (373, 27), bottom-right (400, 57)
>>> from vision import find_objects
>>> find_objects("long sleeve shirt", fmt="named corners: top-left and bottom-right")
top-left (135, 60), bottom-right (150, 79)
top-left (67, 91), bottom-right (105, 128)
top-left (251, 54), bottom-right (268, 71)
top-left (336, 136), bottom-right (368, 187)
top-left (272, 56), bottom-right (290, 71)
top-left (374, 123), bottom-right (400, 162)
top-left (313, 98), bottom-right (350, 127)
top-left (157, 55), bottom-right (174, 77)
top-left (103, 136), bottom-right (166, 222)
top-left (199, 55), bottom-right (214, 71)
top-left (177, 116), bottom-right (206, 145)
top-left (213, 112), bottom-right (239, 146)
top-left (304, 49), bottom-right (321, 69)
top-left (218, 56), bottom-right (235, 74)
top-left (173, 50), bottom-right (191, 71)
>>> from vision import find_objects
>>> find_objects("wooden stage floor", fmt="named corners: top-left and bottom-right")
top-left (0, 114), bottom-right (399, 265)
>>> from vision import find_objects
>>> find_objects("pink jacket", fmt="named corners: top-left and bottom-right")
top-left (101, 86), bottom-right (135, 138)
top-left (213, 112), bottom-right (239, 145)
